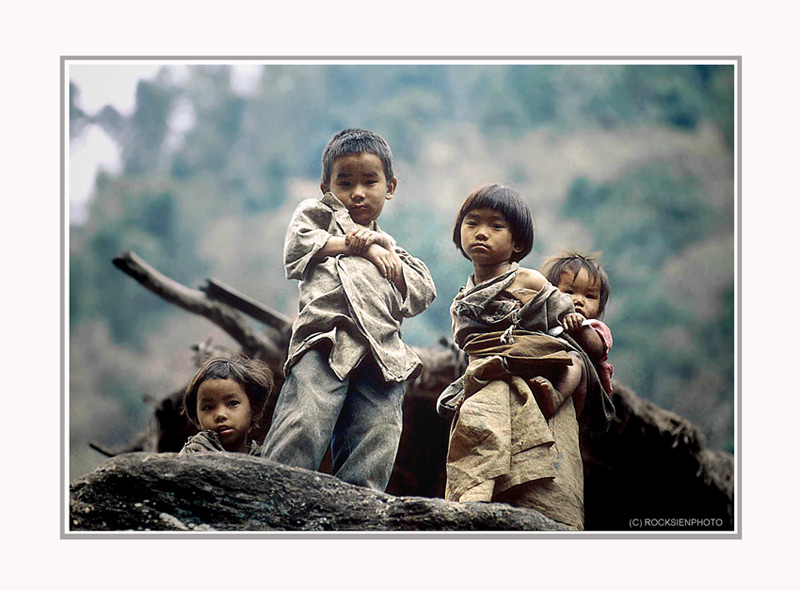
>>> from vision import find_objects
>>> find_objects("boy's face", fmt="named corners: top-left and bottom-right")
top-left (459, 208), bottom-right (522, 266)
top-left (196, 378), bottom-right (252, 453)
top-left (321, 153), bottom-right (397, 227)
top-left (556, 268), bottom-right (601, 319)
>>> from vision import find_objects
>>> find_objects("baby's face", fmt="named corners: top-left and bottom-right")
top-left (322, 153), bottom-right (396, 227)
top-left (196, 378), bottom-right (252, 453)
top-left (556, 268), bottom-right (601, 320)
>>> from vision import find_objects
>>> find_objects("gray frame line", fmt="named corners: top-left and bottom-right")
top-left (61, 55), bottom-right (742, 540)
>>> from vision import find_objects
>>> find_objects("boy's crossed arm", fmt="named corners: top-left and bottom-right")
top-left (311, 229), bottom-right (407, 296)
top-left (344, 227), bottom-right (389, 254)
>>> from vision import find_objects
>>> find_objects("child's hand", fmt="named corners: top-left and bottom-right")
top-left (562, 312), bottom-right (586, 334)
top-left (561, 312), bottom-right (605, 361)
top-left (345, 228), bottom-right (388, 255)
top-left (364, 243), bottom-right (403, 284)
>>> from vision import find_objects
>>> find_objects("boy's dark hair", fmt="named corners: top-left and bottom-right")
top-left (452, 184), bottom-right (535, 263)
top-left (321, 128), bottom-right (394, 188)
top-left (182, 356), bottom-right (274, 432)
top-left (541, 251), bottom-right (611, 317)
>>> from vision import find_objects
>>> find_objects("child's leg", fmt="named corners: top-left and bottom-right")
top-left (330, 354), bottom-right (405, 491)
top-left (261, 347), bottom-right (348, 471)
top-left (529, 376), bottom-right (565, 417)
top-left (530, 352), bottom-right (586, 417)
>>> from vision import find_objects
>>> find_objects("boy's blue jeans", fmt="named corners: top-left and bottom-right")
top-left (261, 347), bottom-right (405, 492)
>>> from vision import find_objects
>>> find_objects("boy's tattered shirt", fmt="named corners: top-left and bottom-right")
top-left (283, 192), bottom-right (436, 382)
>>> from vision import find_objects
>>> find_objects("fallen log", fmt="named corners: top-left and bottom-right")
top-left (69, 452), bottom-right (567, 532)
top-left (201, 277), bottom-right (293, 340)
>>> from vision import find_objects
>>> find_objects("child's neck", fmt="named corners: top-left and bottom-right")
top-left (472, 260), bottom-right (515, 285)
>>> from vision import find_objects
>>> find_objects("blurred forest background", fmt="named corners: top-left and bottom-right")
top-left (68, 62), bottom-right (735, 480)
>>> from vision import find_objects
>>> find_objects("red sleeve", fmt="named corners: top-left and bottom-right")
top-left (588, 320), bottom-right (613, 360)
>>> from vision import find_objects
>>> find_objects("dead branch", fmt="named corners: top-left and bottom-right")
top-left (201, 278), bottom-right (293, 338)
top-left (112, 250), bottom-right (285, 366)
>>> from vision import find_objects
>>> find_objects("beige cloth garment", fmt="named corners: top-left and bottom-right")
top-left (444, 354), bottom-right (585, 530)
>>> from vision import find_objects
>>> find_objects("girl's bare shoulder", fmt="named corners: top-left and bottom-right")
top-left (511, 267), bottom-right (548, 291)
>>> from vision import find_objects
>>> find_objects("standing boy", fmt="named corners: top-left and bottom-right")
top-left (261, 129), bottom-right (436, 491)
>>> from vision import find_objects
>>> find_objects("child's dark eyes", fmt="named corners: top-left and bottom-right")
top-left (229, 400), bottom-right (240, 408)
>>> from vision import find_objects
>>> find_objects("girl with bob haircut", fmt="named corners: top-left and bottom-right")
top-left (452, 184), bottom-right (534, 263)
top-left (181, 356), bottom-right (274, 455)
top-left (438, 184), bottom-right (613, 530)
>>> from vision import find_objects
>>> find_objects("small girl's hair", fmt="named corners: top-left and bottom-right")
top-left (541, 251), bottom-right (611, 317)
top-left (182, 356), bottom-right (274, 431)
top-left (452, 184), bottom-right (535, 263)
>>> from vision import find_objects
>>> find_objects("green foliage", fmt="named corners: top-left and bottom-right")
top-left (123, 79), bottom-right (178, 175)
top-left (70, 169), bottom-right (208, 345)
top-left (565, 163), bottom-right (714, 273)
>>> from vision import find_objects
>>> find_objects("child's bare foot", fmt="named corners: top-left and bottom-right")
top-left (530, 376), bottom-right (565, 417)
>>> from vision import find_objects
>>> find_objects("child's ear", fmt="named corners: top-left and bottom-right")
top-left (513, 242), bottom-right (524, 253)
top-left (386, 177), bottom-right (398, 199)
top-left (320, 182), bottom-right (329, 195)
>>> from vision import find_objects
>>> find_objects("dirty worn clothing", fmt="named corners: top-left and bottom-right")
top-left (261, 347), bottom-right (404, 491)
top-left (588, 319), bottom-right (614, 394)
top-left (445, 356), bottom-right (585, 530)
top-left (179, 430), bottom-right (262, 456)
top-left (264, 193), bottom-right (434, 491)
top-left (442, 338), bottom-right (585, 529)
top-left (450, 263), bottom-right (573, 351)
top-left (283, 192), bottom-right (436, 382)
top-left (441, 265), bottom-right (612, 530)
top-left (492, 393), bottom-right (583, 530)
top-left (444, 264), bottom-right (614, 434)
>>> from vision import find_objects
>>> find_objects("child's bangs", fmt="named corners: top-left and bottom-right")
top-left (566, 258), bottom-right (600, 285)
top-left (467, 190), bottom-right (518, 224)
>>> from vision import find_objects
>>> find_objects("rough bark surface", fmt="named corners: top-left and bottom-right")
top-left (69, 453), bottom-right (566, 532)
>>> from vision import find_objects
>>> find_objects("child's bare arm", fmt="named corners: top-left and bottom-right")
top-left (310, 231), bottom-right (407, 296)
top-left (311, 229), bottom-right (391, 260)
top-left (562, 313), bottom-right (606, 360)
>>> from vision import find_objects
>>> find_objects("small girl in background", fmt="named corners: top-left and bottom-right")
top-left (542, 252), bottom-right (614, 394)
top-left (180, 356), bottom-right (274, 455)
